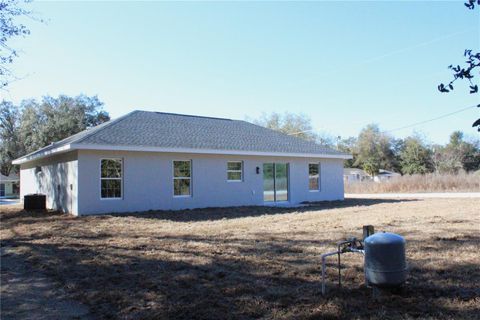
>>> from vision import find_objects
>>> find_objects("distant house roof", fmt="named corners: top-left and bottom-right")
top-left (343, 168), bottom-right (368, 175)
top-left (0, 173), bottom-right (19, 182)
top-left (377, 169), bottom-right (401, 176)
top-left (13, 110), bottom-right (351, 164)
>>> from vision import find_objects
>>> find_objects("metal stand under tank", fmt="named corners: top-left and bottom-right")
top-left (364, 232), bottom-right (407, 288)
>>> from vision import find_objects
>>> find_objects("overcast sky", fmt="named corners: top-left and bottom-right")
top-left (2, 1), bottom-right (479, 144)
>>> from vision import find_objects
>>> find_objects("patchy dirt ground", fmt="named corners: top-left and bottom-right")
top-left (1, 245), bottom-right (93, 320)
top-left (1, 198), bottom-right (479, 319)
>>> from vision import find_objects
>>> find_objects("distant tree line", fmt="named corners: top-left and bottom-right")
top-left (0, 95), bottom-right (110, 176)
top-left (2, 105), bottom-right (478, 178)
top-left (338, 125), bottom-right (479, 176)
top-left (254, 112), bottom-right (480, 176)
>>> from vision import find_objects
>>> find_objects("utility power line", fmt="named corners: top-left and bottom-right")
top-left (383, 104), bottom-right (479, 133)
top-left (287, 104), bottom-right (478, 138)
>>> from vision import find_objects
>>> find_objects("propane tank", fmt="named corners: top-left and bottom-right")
top-left (364, 232), bottom-right (407, 287)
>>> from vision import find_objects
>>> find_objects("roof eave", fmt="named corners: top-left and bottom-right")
top-left (13, 143), bottom-right (352, 165)
top-left (12, 144), bottom-right (74, 165)
top-left (72, 143), bottom-right (353, 159)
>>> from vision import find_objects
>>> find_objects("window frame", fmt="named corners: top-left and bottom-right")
top-left (227, 161), bottom-right (243, 182)
top-left (100, 158), bottom-right (123, 200)
top-left (173, 160), bottom-right (192, 197)
top-left (308, 162), bottom-right (321, 192)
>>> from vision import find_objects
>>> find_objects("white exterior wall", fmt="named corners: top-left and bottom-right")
top-left (77, 150), bottom-right (344, 215)
top-left (19, 152), bottom-right (78, 214)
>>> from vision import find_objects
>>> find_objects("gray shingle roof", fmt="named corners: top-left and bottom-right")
top-left (15, 110), bottom-right (350, 163)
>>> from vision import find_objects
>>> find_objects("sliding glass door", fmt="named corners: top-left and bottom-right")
top-left (263, 163), bottom-right (289, 202)
top-left (275, 163), bottom-right (288, 201)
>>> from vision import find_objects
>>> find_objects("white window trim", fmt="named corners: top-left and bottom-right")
top-left (100, 158), bottom-right (123, 200)
top-left (308, 162), bottom-right (321, 192)
top-left (173, 160), bottom-right (192, 197)
top-left (227, 160), bottom-right (243, 182)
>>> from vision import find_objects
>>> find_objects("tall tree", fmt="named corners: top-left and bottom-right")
top-left (0, 94), bottom-right (110, 174)
top-left (448, 130), bottom-right (464, 147)
top-left (0, 0), bottom-right (34, 88)
top-left (432, 145), bottom-right (464, 174)
top-left (337, 136), bottom-right (357, 168)
top-left (19, 94), bottom-right (109, 153)
top-left (354, 124), bottom-right (396, 176)
top-left (251, 112), bottom-right (317, 141)
top-left (460, 137), bottom-right (480, 171)
top-left (399, 135), bottom-right (433, 175)
top-left (446, 131), bottom-right (480, 171)
top-left (250, 111), bottom-right (336, 147)
top-left (0, 100), bottom-right (23, 175)
top-left (432, 131), bottom-right (480, 173)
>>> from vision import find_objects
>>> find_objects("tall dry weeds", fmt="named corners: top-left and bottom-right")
top-left (345, 172), bottom-right (480, 193)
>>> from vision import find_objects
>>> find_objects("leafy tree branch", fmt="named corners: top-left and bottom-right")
top-left (438, 1), bottom-right (479, 131)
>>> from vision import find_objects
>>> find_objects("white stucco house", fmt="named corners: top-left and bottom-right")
top-left (13, 111), bottom-right (351, 216)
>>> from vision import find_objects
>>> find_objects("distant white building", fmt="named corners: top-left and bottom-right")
top-left (343, 168), bottom-right (371, 183)
top-left (373, 169), bottom-right (401, 182)
top-left (344, 168), bottom-right (401, 183)
top-left (0, 173), bottom-right (20, 198)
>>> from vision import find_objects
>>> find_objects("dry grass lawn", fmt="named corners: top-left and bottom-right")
top-left (1, 198), bottom-right (479, 319)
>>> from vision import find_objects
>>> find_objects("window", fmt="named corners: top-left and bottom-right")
top-left (101, 159), bottom-right (122, 199)
top-left (173, 160), bottom-right (191, 196)
top-left (227, 161), bottom-right (243, 181)
top-left (0, 183), bottom-right (4, 197)
top-left (309, 163), bottom-right (320, 191)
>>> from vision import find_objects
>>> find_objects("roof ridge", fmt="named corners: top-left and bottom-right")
top-left (141, 110), bottom-right (233, 121)
top-left (73, 110), bottom-right (140, 145)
